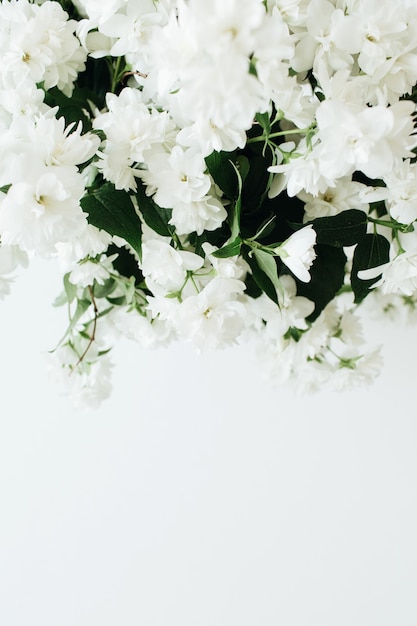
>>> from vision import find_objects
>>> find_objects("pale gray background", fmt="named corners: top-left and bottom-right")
top-left (1, 259), bottom-right (416, 626)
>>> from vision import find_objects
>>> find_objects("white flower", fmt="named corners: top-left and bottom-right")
top-left (141, 238), bottom-right (204, 294)
top-left (383, 160), bottom-right (417, 224)
top-left (55, 224), bottom-right (112, 273)
top-left (359, 250), bottom-right (417, 296)
top-left (329, 348), bottom-right (383, 392)
top-left (98, 0), bottom-right (162, 58)
top-left (0, 243), bottom-right (28, 298)
top-left (299, 178), bottom-right (369, 221)
top-left (30, 116), bottom-right (100, 169)
top-left (202, 242), bottom-right (247, 280)
top-left (174, 276), bottom-right (247, 350)
top-left (0, 169), bottom-right (87, 255)
top-left (47, 341), bottom-right (114, 409)
top-left (176, 117), bottom-right (247, 156)
top-left (349, 0), bottom-right (417, 103)
top-left (246, 275), bottom-right (314, 340)
top-left (292, 0), bottom-right (363, 73)
top-left (0, 0), bottom-right (86, 95)
top-left (74, 0), bottom-right (126, 25)
top-left (274, 225), bottom-right (317, 282)
top-left (268, 137), bottom-right (333, 198)
top-left (69, 253), bottom-right (117, 288)
top-left (93, 88), bottom-right (176, 190)
top-left (316, 99), bottom-right (417, 181)
top-left (106, 305), bottom-right (173, 348)
top-left (170, 194), bottom-right (227, 236)
top-left (144, 146), bottom-right (211, 208)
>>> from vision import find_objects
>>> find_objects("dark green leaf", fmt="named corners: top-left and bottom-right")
top-left (135, 180), bottom-right (175, 239)
top-left (107, 295), bottom-right (128, 306)
top-left (251, 215), bottom-right (277, 241)
top-left (44, 86), bottom-right (93, 130)
top-left (241, 152), bottom-right (273, 215)
top-left (75, 56), bottom-right (112, 110)
top-left (236, 155), bottom-right (250, 182)
top-left (212, 237), bottom-right (242, 258)
top-left (351, 234), bottom-right (390, 303)
top-left (107, 243), bottom-right (144, 286)
top-left (81, 183), bottom-right (142, 259)
top-left (205, 150), bottom-right (238, 198)
top-left (243, 272), bottom-right (263, 299)
top-left (308, 209), bottom-right (368, 247)
top-left (296, 245), bottom-right (346, 321)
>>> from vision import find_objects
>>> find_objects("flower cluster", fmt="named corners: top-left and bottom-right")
top-left (0, 0), bottom-right (416, 405)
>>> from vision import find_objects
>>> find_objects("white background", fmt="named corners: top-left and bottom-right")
top-left (1, 259), bottom-right (416, 626)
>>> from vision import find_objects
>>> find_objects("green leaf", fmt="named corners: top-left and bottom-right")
top-left (53, 273), bottom-right (78, 307)
top-left (0, 184), bottom-right (11, 194)
top-left (255, 111), bottom-right (271, 136)
top-left (296, 245), bottom-right (346, 321)
top-left (64, 273), bottom-right (78, 303)
top-left (212, 237), bottom-right (242, 258)
top-left (351, 234), bottom-right (390, 303)
top-left (253, 248), bottom-right (284, 304)
top-left (92, 278), bottom-right (117, 299)
top-left (107, 295), bottom-right (128, 306)
top-left (135, 180), bottom-right (175, 239)
top-left (44, 86), bottom-right (93, 131)
top-left (81, 183), bottom-right (142, 259)
top-left (205, 150), bottom-right (239, 198)
top-left (251, 215), bottom-right (277, 241)
top-left (243, 272), bottom-right (263, 299)
top-left (246, 250), bottom-right (278, 305)
top-left (52, 297), bottom-right (92, 350)
top-left (107, 243), bottom-right (144, 285)
top-left (53, 291), bottom-right (69, 308)
top-left (236, 155), bottom-right (250, 182)
top-left (70, 56), bottom-right (112, 110)
top-left (229, 161), bottom-right (244, 240)
top-left (241, 152), bottom-right (273, 215)
top-left (307, 209), bottom-right (368, 247)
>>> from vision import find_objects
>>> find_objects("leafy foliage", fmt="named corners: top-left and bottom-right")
top-left (205, 150), bottom-right (239, 199)
top-left (296, 246), bottom-right (347, 321)
top-left (307, 210), bottom-right (368, 247)
top-left (351, 234), bottom-right (391, 303)
top-left (246, 250), bottom-right (279, 305)
top-left (81, 182), bottom-right (143, 259)
top-left (135, 180), bottom-right (175, 239)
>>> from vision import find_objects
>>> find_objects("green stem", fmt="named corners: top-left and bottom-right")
top-left (247, 127), bottom-right (312, 144)
top-left (109, 56), bottom-right (123, 93)
top-left (368, 216), bottom-right (414, 233)
top-left (394, 230), bottom-right (406, 255)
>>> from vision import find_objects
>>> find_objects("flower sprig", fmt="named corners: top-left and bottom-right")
top-left (1, 0), bottom-right (417, 404)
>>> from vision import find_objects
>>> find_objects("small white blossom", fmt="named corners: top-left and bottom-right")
top-left (0, 243), bottom-right (28, 298)
top-left (173, 276), bottom-right (247, 350)
top-left (274, 225), bottom-right (317, 282)
top-left (141, 238), bottom-right (204, 295)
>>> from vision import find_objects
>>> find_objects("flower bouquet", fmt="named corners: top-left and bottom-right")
top-left (1, 0), bottom-right (416, 405)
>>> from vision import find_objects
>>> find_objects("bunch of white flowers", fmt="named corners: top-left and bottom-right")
top-left (1, 0), bottom-right (416, 405)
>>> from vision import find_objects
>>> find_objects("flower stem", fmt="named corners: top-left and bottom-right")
top-left (368, 216), bottom-right (414, 233)
top-left (247, 127), bottom-right (312, 144)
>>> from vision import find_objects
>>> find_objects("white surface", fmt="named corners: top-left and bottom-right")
top-left (1, 260), bottom-right (417, 626)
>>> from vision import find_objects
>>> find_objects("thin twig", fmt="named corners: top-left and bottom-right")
top-left (70, 286), bottom-right (98, 374)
